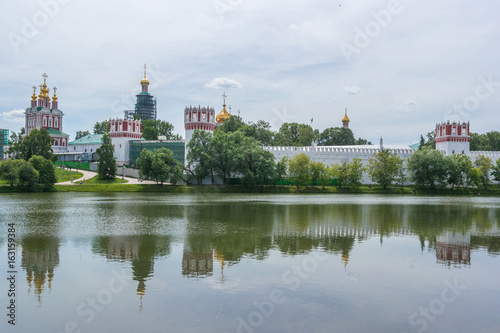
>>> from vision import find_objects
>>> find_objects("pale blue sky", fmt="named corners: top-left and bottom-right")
top-left (1, 0), bottom-right (499, 144)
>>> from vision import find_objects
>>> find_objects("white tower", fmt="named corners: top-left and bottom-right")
top-left (184, 105), bottom-right (216, 164)
top-left (109, 118), bottom-right (142, 166)
top-left (435, 121), bottom-right (470, 156)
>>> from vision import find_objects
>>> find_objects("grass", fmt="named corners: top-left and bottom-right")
top-left (55, 168), bottom-right (84, 183)
top-left (82, 175), bottom-right (128, 184)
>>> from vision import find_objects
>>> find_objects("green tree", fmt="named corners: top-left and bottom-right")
top-left (211, 131), bottom-right (238, 184)
top-left (407, 147), bottom-right (447, 188)
top-left (8, 128), bottom-right (56, 162)
top-left (274, 157), bottom-right (288, 185)
top-left (318, 127), bottom-right (356, 146)
top-left (216, 116), bottom-right (246, 134)
top-left (318, 164), bottom-right (333, 189)
top-left (473, 155), bottom-right (493, 189)
top-left (367, 149), bottom-right (403, 188)
top-left (234, 136), bottom-right (276, 186)
top-left (492, 159), bottom-right (500, 188)
top-left (287, 153), bottom-right (311, 190)
top-left (0, 159), bottom-right (20, 186)
top-left (331, 161), bottom-right (349, 188)
top-left (274, 123), bottom-right (315, 146)
top-left (28, 155), bottom-right (57, 187)
top-left (419, 135), bottom-right (425, 150)
top-left (17, 160), bottom-right (39, 187)
top-left (243, 120), bottom-right (275, 146)
top-left (137, 148), bottom-right (183, 185)
top-left (346, 157), bottom-right (365, 187)
top-left (420, 131), bottom-right (436, 149)
top-left (309, 161), bottom-right (324, 186)
top-left (186, 130), bottom-right (214, 184)
top-left (444, 154), bottom-right (473, 188)
top-left (142, 119), bottom-right (181, 141)
top-left (75, 130), bottom-right (90, 140)
top-left (93, 120), bottom-right (110, 134)
top-left (96, 132), bottom-right (116, 179)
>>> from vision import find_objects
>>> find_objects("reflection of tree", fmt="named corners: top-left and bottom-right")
top-left (471, 236), bottom-right (500, 255)
top-left (21, 236), bottom-right (60, 304)
top-left (92, 235), bottom-right (171, 298)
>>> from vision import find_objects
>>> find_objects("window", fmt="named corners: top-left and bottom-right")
top-left (49, 118), bottom-right (53, 127)
top-left (85, 149), bottom-right (87, 152)
top-left (119, 144), bottom-right (122, 148)
top-left (54, 117), bottom-right (59, 128)
top-left (43, 117), bottom-right (47, 127)
top-left (74, 146), bottom-right (76, 151)
top-left (90, 149), bottom-right (92, 152)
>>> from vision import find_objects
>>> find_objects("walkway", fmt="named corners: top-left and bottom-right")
top-left (56, 169), bottom-right (156, 185)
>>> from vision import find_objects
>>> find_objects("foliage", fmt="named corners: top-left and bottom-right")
top-left (492, 159), bottom-right (500, 188)
top-left (473, 155), bottom-right (493, 189)
top-left (28, 155), bottom-right (57, 187)
top-left (235, 136), bottom-right (276, 186)
top-left (54, 168), bottom-right (83, 183)
top-left (8, 128), bottom-right (56, 162)
top-left (84, 175), bottom-right (128, 184)
top-left (287, 153), bottom-right (311, 189)
top-left (331, 161), bottom-right (348, 188)
top-left (367, 149), bottom-right (404, 188)
top-left (93, 120), bottom-right (110, 134)
top-left (444, 154), bottom-right (473, 188)
top-left (0, 159), bottom-right (21, 186)
top-left (310, 161), bottom-right (324, 186)
top-left (243, 120), bottom-right (275, 146)
top-left (318, 127), bottom-right (355, 146)
top-left (17, 160), bottom-right (39, 187)
top-left (96, 132), bottom-right (117, 179)
top-left (346, 157), bottom-right (365, 187)
top-left (142, 119), bottom-right (181, 140)
top-left (274, 157), bottom-right (288, 185)
top-left (318, 164), bottom-right (333, 189)
top-left (470, 131), bottom-right (500, 151)
top-left (216, 116), bottom-right (247, 134)
top-left (75, 130), bottom-right (90, 140)
top-left (407, 147), bottom-right (447, 188)
top-left (420, 131), bottom-right (436, 149)
top-left (137, 148), bottom-right (183, 185)
top-left (186, 130), bottom-right (214, 184)
top-left (211, 131), bottom-right (238, 184)
top-left (274, 123), bottom-right (315, 146)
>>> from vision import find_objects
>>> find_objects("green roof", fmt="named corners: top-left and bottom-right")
top-left (408, 142), bottom-right (420, 150)
top-left (69, 134), bottom-right (104, 145)
top-left (46, 127), bottom-right (69, 137)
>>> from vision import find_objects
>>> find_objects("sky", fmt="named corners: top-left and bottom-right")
top-left (1, 0), bottom-right (499, 145)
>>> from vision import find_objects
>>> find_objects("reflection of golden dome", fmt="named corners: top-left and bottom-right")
top-left (216, 104), bottom-right (231, 123)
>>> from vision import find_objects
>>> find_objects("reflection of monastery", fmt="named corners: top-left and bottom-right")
top-left (435, 232), bottom-right (471, 266)
top-left (21, 237), bottom-right (60, 303)
top-left (17, 71), bottom-right (500, 181)
top-left (91, 236), bottom-right (171, 304)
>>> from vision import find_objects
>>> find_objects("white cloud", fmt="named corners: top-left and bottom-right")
top-left (2, 109), bottom-right (25, 123)
top-left (204, 77), bottom-right (243, 90)
top-left (342, 86), bottom-right (362, 95)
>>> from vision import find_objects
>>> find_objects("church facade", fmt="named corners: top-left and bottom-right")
top-left (24, 73), bottom-right (69, 153)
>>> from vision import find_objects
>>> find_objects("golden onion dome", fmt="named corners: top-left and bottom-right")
top-left (216, 104), bottom-right (231, 123)
top-left (342, 107), bottom-right (350, 123)
top-left (140, 77), bottom-right (150, 85)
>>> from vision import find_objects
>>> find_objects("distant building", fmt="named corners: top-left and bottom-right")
top-left (25, 73), bottom-right (69, 153)
top-left (134, 64), bottom-right (157, 120)
top-left (129, 140), bottom-right (185, 167)
top-left (109, 118), bottom-right (143, 166)
top-left (0, 128), bottom-right (8, 160)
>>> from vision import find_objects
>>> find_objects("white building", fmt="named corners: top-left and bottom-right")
top-left (109, 118), bottom-right (142, 166)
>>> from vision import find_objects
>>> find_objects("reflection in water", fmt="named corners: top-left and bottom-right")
top-left (92, 235), bottom-right (172, 308)
top-left (21, 236), bottom-right (60, 304)
top-left (435, 232), bottom-right (471, 267)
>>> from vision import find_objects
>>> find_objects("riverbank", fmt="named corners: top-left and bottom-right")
top-left (1, 183), bottom-right (499, 195)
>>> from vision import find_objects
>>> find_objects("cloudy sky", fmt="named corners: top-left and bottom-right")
top-left (1, 0), bottom-right (499, 144)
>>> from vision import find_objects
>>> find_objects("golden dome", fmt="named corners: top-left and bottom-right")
top-left (31, 88), bottom-right (37, 101)
top-left (216, 104), bottom-right (231, 123)
top-left (140, 77), bottom-right (150, 85)
top-left (342, 107), bottom-right (350, 123)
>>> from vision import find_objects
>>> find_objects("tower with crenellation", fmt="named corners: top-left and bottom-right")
top-left (435, 121), bottom-right (470, 156)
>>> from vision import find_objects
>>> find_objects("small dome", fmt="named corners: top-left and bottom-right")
top-left (140, 77), bottom-right (150, 85)
top-left (216, 105), bottom-right (231, 123)
top-left (342, 114), bottom-right (350, 123)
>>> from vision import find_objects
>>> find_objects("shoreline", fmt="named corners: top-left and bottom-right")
top-left (0, 184), bottom-right (498, 196)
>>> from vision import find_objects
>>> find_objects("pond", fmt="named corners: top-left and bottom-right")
top-left (1, 193), bottom-right (499, 333)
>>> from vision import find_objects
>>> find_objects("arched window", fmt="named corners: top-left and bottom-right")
top-left (49, 117), bottom-right (53, 127)
top-left (54, 117), bottom-right (59, 128)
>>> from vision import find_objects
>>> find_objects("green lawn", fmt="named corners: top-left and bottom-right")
top-left (84, 175), bottom-right (128, 184)
top-left (55, 168), bottom-right (83, 183)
